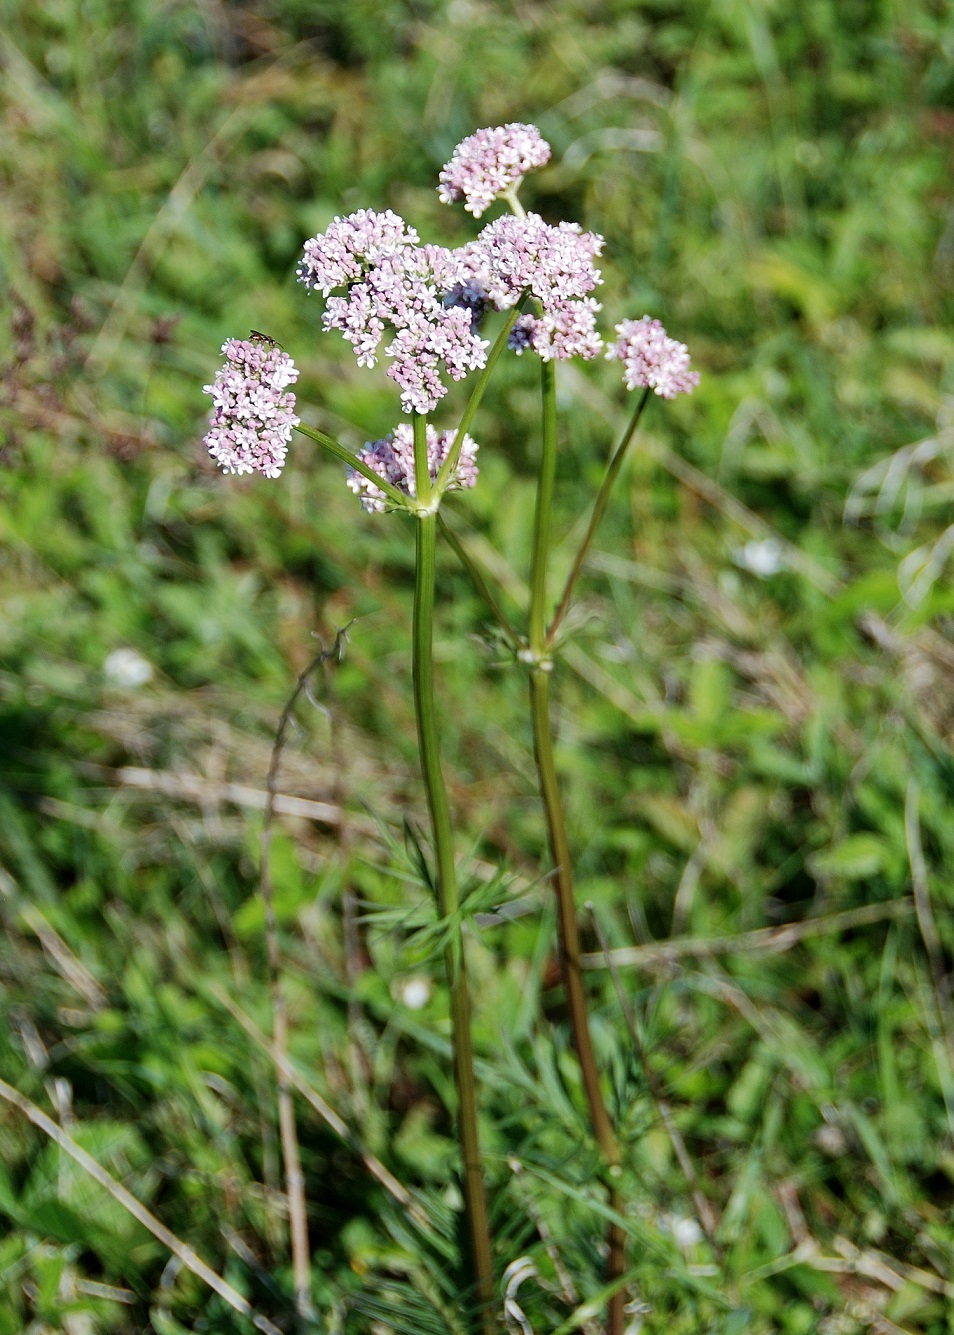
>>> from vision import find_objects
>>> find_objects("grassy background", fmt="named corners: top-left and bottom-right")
top-left (1, 1), bottom-right (954, 1331)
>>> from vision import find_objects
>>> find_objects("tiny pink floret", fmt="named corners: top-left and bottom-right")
top-left (203, 338), bottom-right (300, 478)
top-left (438, 124), bottom-right (551, 218)
top-left (347, 424), bottom-right (479, 513)
top-left (607, 317), bottom-right (700, 398)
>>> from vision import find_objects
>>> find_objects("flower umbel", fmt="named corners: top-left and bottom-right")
top-left (508, 300), bottom-right (604, 363)
top-left (463, 213), bottom-right (603, 310)
top-left (461, 212), bottom-right (604, 361)
top-left (298, 212), bottom-right (488, 415)
top-left (203, 338), bottom-right (299, 477)
top-left (438, 123), bottom-right (551, 218)
top-left (347, 424), bottom-right (478, 513)
top-left (607, 317), bottom-right (700, 398)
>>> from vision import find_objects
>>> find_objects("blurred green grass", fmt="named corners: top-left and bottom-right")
top-left (1, 1), bottom-right (954, 1331)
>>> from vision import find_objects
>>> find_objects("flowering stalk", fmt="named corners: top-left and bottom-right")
top-left (527, 361), bottom-right (626, 1335)
top-left (546, 386), bottom-right (652, 649)
top-left (202, 122), bottom-right (701, 1334)
top-left (411, 414), bottom-right (496, 1334)
top-left (435, 306), bottom-right (522, 494)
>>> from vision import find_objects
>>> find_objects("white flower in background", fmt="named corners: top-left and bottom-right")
top-left (734, 537), bottom-right (785, 578)
top-left (399, 976), bottom-right (432, 1010)
top-left (670, 1216), bottom-right (704, 1249)
top-left (103, 648), bottom-right (153, 688)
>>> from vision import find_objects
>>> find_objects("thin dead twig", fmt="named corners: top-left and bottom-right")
top-left (260, 627), bottom-right (350, 1321)
top-left (0, 1077), bottom-right (282, 1335)
top-left (580, 899), bottom-right (913, 970)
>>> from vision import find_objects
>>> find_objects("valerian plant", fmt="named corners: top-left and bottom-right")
top-left (202, 123), bottom-right (698, 1335)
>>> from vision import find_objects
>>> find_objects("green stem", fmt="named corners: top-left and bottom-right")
top-left (413, 411), bottom-right (431, 507)
top-left (295, 421), bottom-right (410, 511)
top-left (546, 387), bottom-right (652, 649)
top-left (502, 188), bottom-right (527, 219)
top-left (412, 467), bottom-right (495, 1333)
top-left (529, 360), bottom-right (558, 656)
top-left (527, 361), bottom-right (625, 1335)
top-left (435, 307), bottom-right (522, 494)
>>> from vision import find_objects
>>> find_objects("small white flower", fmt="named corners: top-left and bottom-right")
top-left (399, 977), bottom-right (431, 1010)
top-left (671, 1216), bottom-right (704, 1249)
top-left (103, 648), bottom-right (153, 689)
top-left (735, 537), bottom-right (785, 578)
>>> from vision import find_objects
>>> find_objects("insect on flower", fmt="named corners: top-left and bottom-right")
top-left (249, 329), bottom-right (284, 349)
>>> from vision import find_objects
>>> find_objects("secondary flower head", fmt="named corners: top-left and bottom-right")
top-left (347, 424), bottom-right (478, 513)
top-left (607, 317), bottom-right (700, 398)
top-left (462, 212), bottom-right (602, 310)
top-left (438, 124), bottom-right (551, 218)
top-left (203, 337), bottom-right (299, 478)
top-left (298, 212), bottom-right (488, 415)
top-left (508, 300), bottom-right (603, 363)
top-left (460, 212), bottom-right (604, 361)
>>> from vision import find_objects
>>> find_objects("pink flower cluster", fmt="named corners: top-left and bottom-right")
top-left (508, 300), bottom-right (604, 362)
top-left (459, 212), bottom-right (605, 362)
top-left (607, 317), bottom-right (700, 398)
top-left (297, 209), bottom-right (419, 293)
top-left (347, 424), bottom-right (478, 513)
top-left (203, 338), bottom-right (300, 478)
top-left (298, 211), bottom-right (488, 414)
top-left (438, 123), bottom-right (551, 217)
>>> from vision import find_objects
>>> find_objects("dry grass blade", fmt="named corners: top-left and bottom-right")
top-left (580, 900), bottom-right (913, 970)
top-left (260, 640), bottom-right (348, 1322)
top-left (560, 365), bottom-right (842, 596)
top-left (508, 1157), bottom-right (583, 1316)
top-left (586, 904), bottom-right (720, 1248)
top-left (115, 767), bottom-right (347, 827)
top-left (904, 780), bottom-right (954, 1133)
top-left (0, 867), bottom-right (107, 1010)
top-left (85, 43), bottom-right (317, 370)
top-left (0, 1077), bottom-right (282, 1335)
top-left (209, 986), bottom-right (430, 1230)
top-left (905, 782), bottom-right (954, 1040)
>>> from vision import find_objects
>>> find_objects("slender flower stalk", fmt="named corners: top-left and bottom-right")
top-left (411, 415), bottom-right (496, 1334)
top-left (527, 361), bottom-right (626, 1335)
top-left (294, 422), bottom-right (411, 510)
top-left (546, 386), bottom-right (652, 648)
top-left (435, 306), bottom-right (522, 493)
top-left (528, 361), bottom-right (558, 657)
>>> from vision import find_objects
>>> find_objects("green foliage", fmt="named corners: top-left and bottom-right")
top-left (1, 0), bottom-right (954, 1332)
